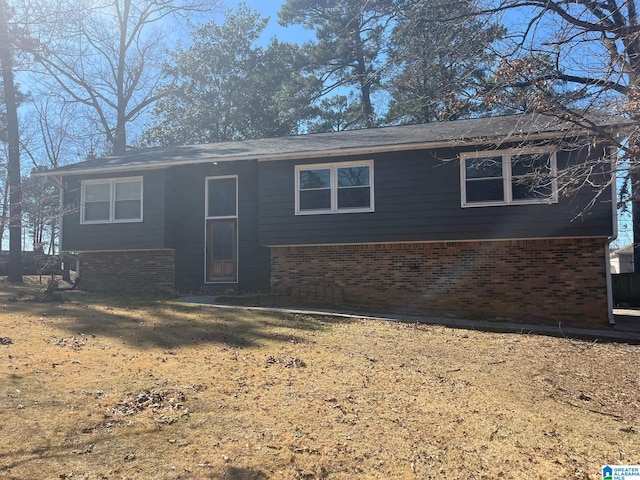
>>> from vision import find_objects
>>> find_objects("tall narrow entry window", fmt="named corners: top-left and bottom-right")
top-left (205, 176), bottom-right (238, 283)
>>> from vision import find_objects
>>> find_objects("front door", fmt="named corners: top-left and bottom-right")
top-left (205, 176), bottom-right (238, 283)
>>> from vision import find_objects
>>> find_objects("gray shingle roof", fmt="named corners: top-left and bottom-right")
top-left (42, 112), bottom-right (625, 176)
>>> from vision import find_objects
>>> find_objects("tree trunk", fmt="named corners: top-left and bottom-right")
top-left (352, 25), bottom-right (375, 129)
top-left (112, 0), bottom-right (130, 155)
top-left (0, 0), bottom-right (22, 282)
top-left (0, 176), bottom-right (9, 251)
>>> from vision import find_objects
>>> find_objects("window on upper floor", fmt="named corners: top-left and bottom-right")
top-left (295, 160), bottom-right (374, 215)
top-left (81, 177), bottom-right (143, 224)
top-left (460, 149), bottom-right (558, 207)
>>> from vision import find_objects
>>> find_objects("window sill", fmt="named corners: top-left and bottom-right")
top-left (80, 218), bottom-right (143, 225)
top-left (295, 207), bottom-right (374, 215)
top-left (461, 198), bottom-right (557, 208)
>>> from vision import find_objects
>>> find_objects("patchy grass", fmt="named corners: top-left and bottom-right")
top-left (0, 279), bottom-right (639, 479)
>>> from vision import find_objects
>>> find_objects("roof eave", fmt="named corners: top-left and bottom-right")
top-left (34, 129), bottom-right (608, 178)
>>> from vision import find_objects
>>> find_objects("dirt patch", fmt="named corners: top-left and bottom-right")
top-left (0, 280), bottom-right (638, 479)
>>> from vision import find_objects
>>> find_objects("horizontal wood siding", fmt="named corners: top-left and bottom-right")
top-left (62, 170), bottom-right (166, 251)
top-left (164, 161), bottom-right (270, 293)
top-left (258, 146), bottom-right (613, 246)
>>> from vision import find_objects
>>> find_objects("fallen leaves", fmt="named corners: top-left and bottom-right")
top-left (50, 336), bottom-right (86, 350)
top-left (0, 285), bottom-right (639, 479)
top-left (265, 355), bottom-right (307, 368)
top-left (110, 388), bottom-right (191, 418)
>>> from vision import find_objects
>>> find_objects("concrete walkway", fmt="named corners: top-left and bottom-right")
top-left (613, 308), bottom-right (640, 333)
top-left (175, 296), bottom-right (640, 344)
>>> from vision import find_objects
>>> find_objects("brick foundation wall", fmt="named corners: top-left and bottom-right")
top-left (271, 238), bottom-right (609, 328)
top-left (77, 249), bottom-right (175, 295)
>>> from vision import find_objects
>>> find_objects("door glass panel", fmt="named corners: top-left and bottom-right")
top-left (208, 178), bottom-right (237, 217)
top-left (206, 219), bottom-right (237, 282)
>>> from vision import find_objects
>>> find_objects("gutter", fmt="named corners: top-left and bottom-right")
top-left (606, 148), bottom-right (618, 325)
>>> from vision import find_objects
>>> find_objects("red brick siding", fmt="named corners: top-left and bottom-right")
top-left (78, 249), bottom-right (175, 295)
top-left (271, 239), bottom-right (609, 328)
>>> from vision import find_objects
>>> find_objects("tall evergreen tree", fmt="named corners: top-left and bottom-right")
top-left (144, 5), bottom-right (317, 146)
top-left (279, 0), bottom-right (392, 128)
top-left (385, 0), bottom-right (504, 124)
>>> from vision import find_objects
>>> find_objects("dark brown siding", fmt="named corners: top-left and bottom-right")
top-left (258, 145), bottom-right (613, 246)
top-left (62, 170), bottom-right (166, 251)
top-left (62, 163), bottom-right (270, 294)
top-left (164, 161), bottom-right (270, 293)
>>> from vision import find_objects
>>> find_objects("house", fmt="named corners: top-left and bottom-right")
top-left (39, 113), bottom-right (621, 328)
top-left (610, 244), bottom-right (634, 274)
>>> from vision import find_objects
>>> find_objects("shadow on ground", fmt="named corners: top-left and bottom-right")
top-left (28, 292), bottom-right (352, 350)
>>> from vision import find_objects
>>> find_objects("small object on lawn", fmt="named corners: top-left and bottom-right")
top-left (0, 337), bottom-right (12, 345)
top-left (578, 392), bottom-right (592, 402)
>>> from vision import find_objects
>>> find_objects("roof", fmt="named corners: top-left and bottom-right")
top-left (40, 112), bottom-right (626, 177)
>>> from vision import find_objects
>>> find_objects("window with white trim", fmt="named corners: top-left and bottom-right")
top-left (295, 161), bottom-right (374, 214)
top-left (81, 177), bottom-right (143, 223)
top-left (205, 176), bottom-right (238, 283)
top-left (460, 149), bottom-right (557, 207)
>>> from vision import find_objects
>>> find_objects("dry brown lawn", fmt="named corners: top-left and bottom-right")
top-left (0, 277), bottom-right (639, 479)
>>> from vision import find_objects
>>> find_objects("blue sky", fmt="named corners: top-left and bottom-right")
top-left (223, 0), bottom-right (312, 43)
top-left (219, 1), bottom-right (633, 249)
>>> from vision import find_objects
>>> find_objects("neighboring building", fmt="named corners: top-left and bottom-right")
top-left (611, 244), bottom-right (634, 274)
top-left (40, 113), bottom-right (620, 328)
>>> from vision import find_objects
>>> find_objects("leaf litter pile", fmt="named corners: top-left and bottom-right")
top-left (0, 281), bottom-right (639, 479)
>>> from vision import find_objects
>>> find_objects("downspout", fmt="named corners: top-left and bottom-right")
top-left (606, 149), bottom-right (618, 326)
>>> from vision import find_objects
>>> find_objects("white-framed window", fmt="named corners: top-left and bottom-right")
top-left (205, 176), bottom-right (238, 283)
top-left (81, 177), bottom-right (143, 224)
top-left (295, 160), bottom-right (374, 215)
top-left (460, 149), bottom-right (558, 207)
